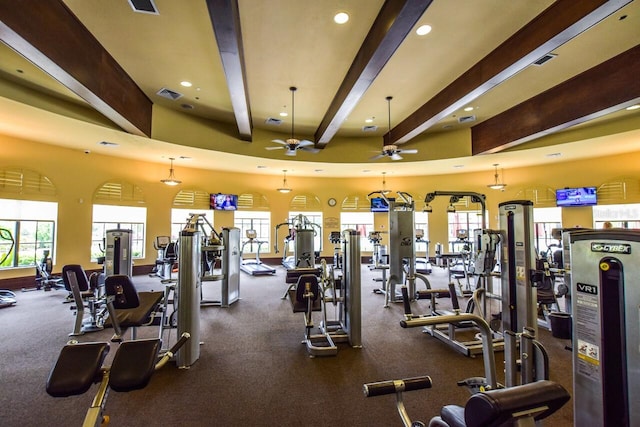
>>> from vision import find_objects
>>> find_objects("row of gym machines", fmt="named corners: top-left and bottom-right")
top-left (387, 196), bottom-right (638, 426)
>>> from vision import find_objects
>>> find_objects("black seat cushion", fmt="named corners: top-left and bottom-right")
top-left (464, 380), bottom-right (570, 427)
top-left (110, 339), bottom-right (160, 392)
top-left (46, 342), bottom-right (110, 397)
top-left (105, 275), bottom-right (140, 309)
top-left (105, 291), bottom-right (164, 327)
top-left (440, 405), bottom-right (466, 427)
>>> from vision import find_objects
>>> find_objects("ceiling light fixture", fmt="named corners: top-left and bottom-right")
top-left (416, 24), bottom-right (432, 35)
top-left (334, 12), bottom-right (349, 24)
top-left (180, 81), bottom-right (192, 87)
top-left (626, 104), bottom-right (640, 111)
top-left (277, 170), bottom-right (292, 193)
top-left (160, 157), bottom-right (181, 186)
top-left (487, 163), bottom-right (507, 190)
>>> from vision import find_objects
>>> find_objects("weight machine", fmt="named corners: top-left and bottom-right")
top-left (104, 229), bottom-right (133, 277)
top-left (569, 229), bottom-right (640, 426)
top-left (274, 214), bottom-right (320, 270)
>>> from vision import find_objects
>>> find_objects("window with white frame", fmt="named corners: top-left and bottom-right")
top-left (414, 211), bottom-right (429, 257)
top-left (91, 205), bottom-right (146, 261)
top-left (340, 211), bottom-right (374, 252)
top-left (234, 211), bottom-right (271, 254)
top-left (533, 207), bottom-right (562, 256)
top-left (0, 198), bottom-right (58, 269)
top-left (447, 210), bottom-right (482, 252)
top-left (593, 203), bottom-right (640, 229)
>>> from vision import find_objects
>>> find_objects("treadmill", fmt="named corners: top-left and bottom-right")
top-left (240, 230), bottom-right (276, 275)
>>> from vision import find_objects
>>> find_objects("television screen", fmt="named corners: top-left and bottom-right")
top-left (370, 197), bottom-right (389, 212)
top-left (210, 193), bottom-right (238, 210)
top-left (555, 187), bottom-right (597, 207)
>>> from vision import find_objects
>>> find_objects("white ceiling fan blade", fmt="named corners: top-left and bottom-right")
top-left (265, 146), bottom-right (285, 150)
top-left (271, 139), bottom-right (288, 145)
top-left (370, 153), bottom-right (386, 161)
top-left (298, 139), bottom-right (314, 147)
top-left (300, 147), bottom-right (320, 154)
top-left (391, 153), bottom-right (403, 161)
top-left (399, 149), bottom-right (418, 154)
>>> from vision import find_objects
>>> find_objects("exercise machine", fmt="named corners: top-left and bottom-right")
top-left (569, 228), bottom-right (640, 426)
top-left (274, 214), bottom-right (320, 270)
top-left (33, 250), bottom-right (64, 291)
top-left (62, 264), bottom-right (108, 337)
top-left (0, 227), bottom-right (17, 307)
top-left (363, 378), bottom-right (569, 427)
top-left (240, 229), bottom-right (275, 276)
top-left (329, 231), bottom-right (342, 269)
top-left (286, 229), bottom-right (362, 357)
top-left (104, 229), bottom-right (133, 277)
top-left (46, 333), bottom-right (189, 427)
top-left (415, 228), bottom-right (432, 274)
top-left (150, 236), bottom-right (177, 280)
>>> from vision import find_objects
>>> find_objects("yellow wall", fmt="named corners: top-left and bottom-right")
top-left (2, 133), bottom-right (640, 279)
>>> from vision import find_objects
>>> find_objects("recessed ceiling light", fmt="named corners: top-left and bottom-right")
top-left (279, 112), bottom-right (288, 117)
top-left (334, 12), bottom-right (349, 24)
top-left (626, 104), bottom-right (640, 111)
top-left (180, 81), bottom-right (192, 87)
top-left (416, 24), bottom-right (432, 36)
top-left (464, 106), bottom-right (474, 112)
top-left (365, 118), bottom-right (374, 123)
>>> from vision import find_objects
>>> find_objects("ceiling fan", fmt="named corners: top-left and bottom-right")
top-left (266, 87), bottom-right (320, 157)
top-left (370, 144), bottom-right (418, 161)
top-left (370, 96), bottom-right (418, 161)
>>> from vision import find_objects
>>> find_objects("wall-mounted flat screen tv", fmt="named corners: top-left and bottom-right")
top-left (370, 197), bottom-right (389, 212)
top-left (210, 193), bottom-right (238, 210)
top-left (555, 187), bottom-right (597, 207)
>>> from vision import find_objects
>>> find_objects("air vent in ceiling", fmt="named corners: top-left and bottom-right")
top-left (533, 53), bottom-right (557, 66)
top-left (458, 115), bottom-right (476, 124)
top-left (128, 0), bottom-right (159, 14)
top-left (265, 117), bottom-right (282, 126)
top-left (156, 88), bottom-right (183, 101)
top-left (362, 125), bottom-right (378, 132)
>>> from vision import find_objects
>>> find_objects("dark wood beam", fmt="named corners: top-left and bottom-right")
top-left (314, 0), bottom-right (433, 147)
top-left (0, 0), bottom-right (152, 137)
top-left (390, 0), bottom-right (632, 145)
top-left (206, 0), bottom-right (252, 141)
top-left (471, 44), bottom-right (640, 155)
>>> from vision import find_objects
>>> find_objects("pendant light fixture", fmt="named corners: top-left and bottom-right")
top-left (277, 170), bottom-right (292, 193)
top-left (160, 157), bottom-right (181, 186)
top-left (380, 171), bottom-right (391, 194)
top-left (487, 163), bottom-right (506, 190)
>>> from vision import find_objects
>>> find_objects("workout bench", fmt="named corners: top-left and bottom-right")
top-left (104, 275), bottom-right (164, 342)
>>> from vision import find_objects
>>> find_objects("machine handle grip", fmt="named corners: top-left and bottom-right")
top-left (364, 375), bottom-right (432, 397)
top-left (401, 286), bottom-right (412, 316)
top-left (155, 332), bottom-right (190, 370)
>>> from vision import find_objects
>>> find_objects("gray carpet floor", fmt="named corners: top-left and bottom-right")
top-left (0, 265), bottom-right (573, 426)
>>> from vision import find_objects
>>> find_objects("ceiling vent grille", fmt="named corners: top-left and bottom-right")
top-left (128, 0), bottom-right (159, 14)
top-left (458, 115), bottom-right (476, 124)
top-left (156, 88), bottom-right (183, 101)
top-left (362, 125), bottom-right (378, 132)
top-left (265, 117), bottom-right (282, 126)
top-left (533, 53), bottom-right (557, 66)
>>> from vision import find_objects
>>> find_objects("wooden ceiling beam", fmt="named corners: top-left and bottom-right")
top-left (390, 0), bottom-right (632, 145)
top-left (471, 44), bottom-right (640, 155)
top-left (206, 0), bottom-right (252, 142)
top-left (0, 0), bottom-right (152, 137)
top-left (314, 0), bottom-right (433, 148)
